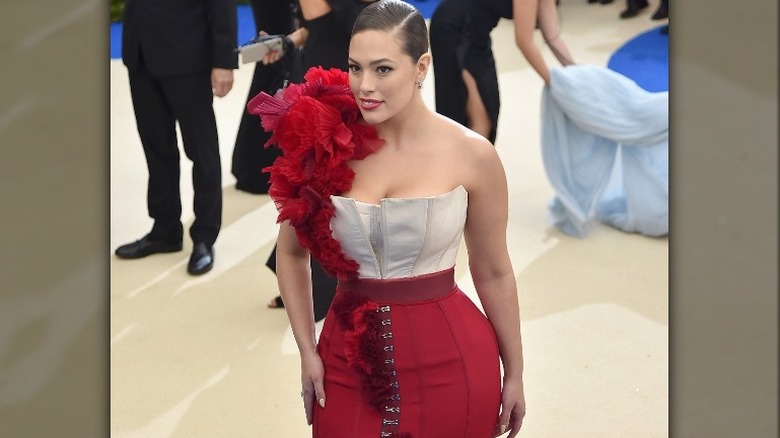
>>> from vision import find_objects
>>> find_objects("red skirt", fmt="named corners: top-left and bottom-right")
top-left (313, 268), bottom-right (501, 438)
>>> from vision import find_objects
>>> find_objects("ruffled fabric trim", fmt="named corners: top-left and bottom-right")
top-left (247, 67), bottom-right (384, 280)
top-left (331, 293), bottom-right (412, 437)
top-left (330, 293), bottom-right (390, 411)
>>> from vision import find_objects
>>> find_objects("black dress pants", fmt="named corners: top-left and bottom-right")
top-left (128, 55), bottom-right (222, 246)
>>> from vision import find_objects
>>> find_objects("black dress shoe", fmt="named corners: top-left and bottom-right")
top-left (619, 0), bottom-right (648, 18)
top-left (651, 2), bottom-right (668, 20)
top-left (187, 243), bottom-right (214, 275)
top-left (115, 236), bottom-right (182, 259)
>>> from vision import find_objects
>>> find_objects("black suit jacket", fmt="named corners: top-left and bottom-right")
top-left (122, 0), bottom-right (238, 77)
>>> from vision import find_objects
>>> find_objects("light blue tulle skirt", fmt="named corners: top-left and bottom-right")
top-left (540, 64), bottom-right (668, 237)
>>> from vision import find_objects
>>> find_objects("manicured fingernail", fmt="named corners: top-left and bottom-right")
top-left (500, 424), bottom-right (507, 434)
top-left (318, 398), bottom-right (326, 408)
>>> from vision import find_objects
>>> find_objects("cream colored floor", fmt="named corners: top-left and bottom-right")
top-left (110, 2), bottom-right (668, 437)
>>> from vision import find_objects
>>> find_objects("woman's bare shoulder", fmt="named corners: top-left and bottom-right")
top-left (432, 113), bottom-right (496, 158)
top-left (427, 113), bottom-right (504, 193)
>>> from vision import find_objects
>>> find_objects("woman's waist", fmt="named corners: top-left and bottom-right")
top-left (337, 267), bottom-right (457, 304)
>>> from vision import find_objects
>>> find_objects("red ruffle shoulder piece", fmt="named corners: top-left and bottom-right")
top-left (247, 67), bottom-right (384, 280)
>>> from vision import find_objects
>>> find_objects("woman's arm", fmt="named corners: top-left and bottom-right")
top-left (299, 0), bottom-right (332, 20)
top-left (275, 221), bottom-right (326, 424)
top-left (276, 222), bottom-right (316, 353)
top-left (260, 27), bottom-right (309, 65)
top-left (260, 0), bottom-right (330, 64)
top-left (286, 26), bottom-right (310, 49)
top-left (537, 0), bottom-right (575, 66)
top-left (462, 139), bottom-right (526, 437)
top-left (512, 0), bottom-right (573, 84)
top-left (512, 0), bottom-right (549, 83)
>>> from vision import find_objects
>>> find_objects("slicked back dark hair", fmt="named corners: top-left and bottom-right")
top-left (351, 0), bottom-right (429, 63)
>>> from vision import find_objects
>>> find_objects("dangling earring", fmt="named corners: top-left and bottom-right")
top-left (417, 81), bottom-right (423, 90)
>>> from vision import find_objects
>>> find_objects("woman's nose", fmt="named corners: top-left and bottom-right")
top-left (358, 74), bottom-right (375, 94)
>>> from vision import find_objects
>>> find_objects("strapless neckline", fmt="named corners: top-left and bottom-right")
top-left (332, 185), bottom-right (467, 207)
top-left (330, 185), bottom-right (468, 279)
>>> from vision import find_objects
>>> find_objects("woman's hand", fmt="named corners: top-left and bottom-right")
top-left (494, 376), bottom-right (526, 437)
top-left (300, 350), bottom-right (326, 425)
top-left (259, 28), bottom-right (308, 65)
top-left (256, 31), bottom-right (285, 65)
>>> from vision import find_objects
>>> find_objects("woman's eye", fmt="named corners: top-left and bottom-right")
top-left (377, 66), bottom-right (392, 74)
top-left (348, 64), bottom-right (361, 72)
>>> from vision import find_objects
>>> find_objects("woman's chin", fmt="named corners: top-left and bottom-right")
top-left (359, 111), bottom-right (385, 125)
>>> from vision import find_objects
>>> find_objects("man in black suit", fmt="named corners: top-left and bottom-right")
top-left (115, 0), bottom-right (238, 275)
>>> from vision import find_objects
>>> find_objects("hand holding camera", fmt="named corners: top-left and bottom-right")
top-left (236, 33), bottom-right (295, 65)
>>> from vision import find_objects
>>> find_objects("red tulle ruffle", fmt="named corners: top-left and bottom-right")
top-left (331, 293), bottom-right (395, 413)
top-left (247, 67), bottom-right (384, 280)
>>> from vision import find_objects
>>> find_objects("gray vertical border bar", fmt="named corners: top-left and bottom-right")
top-left (671, 0), bottom-right (778, 436)
top-left (0, 0), bottom-right (109, 436)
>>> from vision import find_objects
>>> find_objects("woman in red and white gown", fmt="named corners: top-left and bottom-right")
top-left (317, 186), bottom-right (502, 437)
top-left (249, 1), bottom-right (526, 436)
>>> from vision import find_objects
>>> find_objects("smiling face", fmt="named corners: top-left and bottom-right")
top-left (348, 29), bottom-right (428, 126)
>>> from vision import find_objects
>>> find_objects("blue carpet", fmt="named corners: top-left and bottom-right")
top-left (607, 26), bottom-right (668, 92)
top-left (110, 2), bottom-right (439, 60)
top-left (110, 20), bottom-right (122, 59)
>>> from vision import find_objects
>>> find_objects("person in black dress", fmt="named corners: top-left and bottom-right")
top-left (429, 0), bottom-right (574, 144)
top-left (231, 0), bottom-right (299, 195)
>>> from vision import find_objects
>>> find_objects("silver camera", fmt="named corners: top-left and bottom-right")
top-left (236, 35), bottom-right (286, 64)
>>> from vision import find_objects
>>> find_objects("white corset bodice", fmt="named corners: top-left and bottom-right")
top-left (330, 185), bottom-right (468, 279)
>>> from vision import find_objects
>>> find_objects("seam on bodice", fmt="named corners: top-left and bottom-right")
top-left (353, 202), bottom-right (382, 277)
top-left (331, 186), bottom-right (468, 279)
top-left (409, 199), bottom-right (432, 276)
